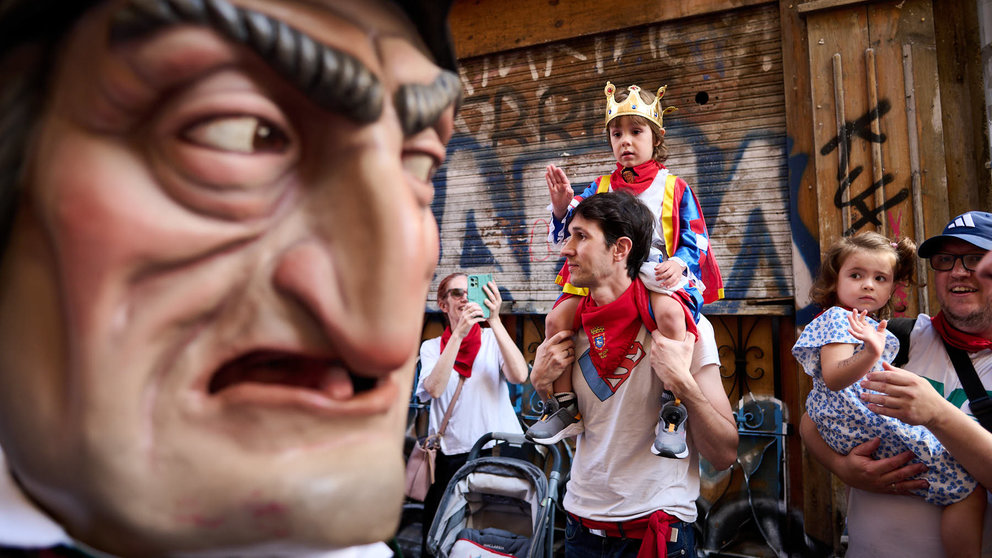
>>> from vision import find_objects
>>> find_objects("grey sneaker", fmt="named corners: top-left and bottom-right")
top-left (652, 390), bottom-right (688, 458)
top-left (525, 396), bottom-right (583, 444)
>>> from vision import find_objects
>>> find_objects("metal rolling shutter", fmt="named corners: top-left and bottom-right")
top-left (431, 3), bottom-right (790, 314)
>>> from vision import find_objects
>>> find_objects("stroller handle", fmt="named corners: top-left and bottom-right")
top-left (468, 431), bottom-right (563, 476)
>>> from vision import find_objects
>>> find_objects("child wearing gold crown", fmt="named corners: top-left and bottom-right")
top-left (525, 82), bottom-right (724, 456)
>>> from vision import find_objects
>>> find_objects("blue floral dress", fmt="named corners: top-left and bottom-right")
top-left (793, 306), bottom-right (975, 505)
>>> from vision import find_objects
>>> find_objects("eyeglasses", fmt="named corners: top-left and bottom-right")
top-left (446, 288), bottom-right (467, 299)
top-left (928, 253), bottom-right (984, 272)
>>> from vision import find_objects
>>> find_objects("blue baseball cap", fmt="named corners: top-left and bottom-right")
top-left (918, 211), bottom-right (992, 257)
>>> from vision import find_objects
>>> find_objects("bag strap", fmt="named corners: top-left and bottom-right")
top-left (887, 317), bottom-right (915, 368)
top-left (436, 375), bottom-right (466, 437)
top-left (939, 338), bottom-right (992, 433)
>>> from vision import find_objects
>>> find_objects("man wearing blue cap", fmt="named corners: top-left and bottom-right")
top-left (802, 211), bottom-right (992, 557)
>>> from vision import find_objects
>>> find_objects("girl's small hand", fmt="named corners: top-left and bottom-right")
top-left (546, 164), bottom-right (572, 220)
top-left (654, 260), bottom-right (684, 288)
top-left (482, 281), bottom-right (501, 324)
top-left (847, 309), bottom-right (886, 358)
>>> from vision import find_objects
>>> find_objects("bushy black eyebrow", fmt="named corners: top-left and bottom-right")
top-left (109, 0), bottom-right (383, 123)
top-left (394, 69), bottom-right (462, 136)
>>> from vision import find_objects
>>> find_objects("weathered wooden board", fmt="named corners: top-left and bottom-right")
top-left (932, 0), bottom-right (991, 215)
top-left (802, 0), bottom-right (945, 548)
top-left (805, 0), bottom-right (947, 317)
top-left (868, 0), bottom-right (948, 313)
top-left (450, 0), bottom-right (775, 59)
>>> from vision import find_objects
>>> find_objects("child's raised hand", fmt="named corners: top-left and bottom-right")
top-left (847, 309), bottom-right (887, 359)
top-left (654, 260), bottom-right (685, 289)
top-left (545, 164), bottom-right (572, 220)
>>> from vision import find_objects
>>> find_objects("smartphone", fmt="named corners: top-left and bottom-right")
top-left (467, 273), bottom-right (493, 319)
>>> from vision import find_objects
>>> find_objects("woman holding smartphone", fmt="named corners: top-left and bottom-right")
top-left (415, 272), bottom-right (530, 555)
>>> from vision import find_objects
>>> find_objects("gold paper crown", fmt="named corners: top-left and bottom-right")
top-left (604, 81), bottom-right (677, 130)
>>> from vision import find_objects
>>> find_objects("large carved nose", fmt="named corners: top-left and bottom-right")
top-left (272, 146), bottom-right (435, 375)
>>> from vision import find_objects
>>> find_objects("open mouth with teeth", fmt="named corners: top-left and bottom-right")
top-left (950, 286), bottom-right (977, 294)
top-left (208, 350), bottom-right (376, 397)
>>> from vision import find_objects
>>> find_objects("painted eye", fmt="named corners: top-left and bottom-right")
top-left (182, 115), bottom-right (289, 153)
top-left (403, 152), bottom-right (438, 182)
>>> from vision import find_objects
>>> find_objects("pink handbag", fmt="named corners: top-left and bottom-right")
top-left (404, 434), bottom-right (438, 501)
top-left (404, 376), bottom-right (465, 501)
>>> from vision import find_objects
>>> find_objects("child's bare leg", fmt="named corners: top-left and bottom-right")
top-left (649, 292), bottom-right (687, 346)
top-left (545, 297), bottom-right (579, 398)
top-left (525, 297), bottom-right (583, 444)
top-left (941, 486), bottom-right (986, 558)
top-left (647, 292), bottom-right (691, 458)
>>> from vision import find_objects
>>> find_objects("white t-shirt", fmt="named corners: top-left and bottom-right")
top-left (845, 314), bottom-right (992, 558)
top-left (564, 315), bottom-right (721, 523)
top-left (416, 328), bottom-right (524, 455)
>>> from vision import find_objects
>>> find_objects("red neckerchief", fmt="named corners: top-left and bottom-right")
top-left (611, 160), bottom-right (662, 196)
top-left (573, 279), bottom-right (656, 378)
top-left (440, 323), bottom-right (482, 377)
top-left (932, 312), bottom-right (992, 352)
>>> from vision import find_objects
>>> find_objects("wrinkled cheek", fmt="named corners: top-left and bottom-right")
top-left (37, 138), bottom-right (160, 341)
top-left (423, 209), bottom-right (440, 279)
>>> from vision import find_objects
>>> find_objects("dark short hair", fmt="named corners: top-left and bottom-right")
top-left (571, 191), bottom-right (654, 279)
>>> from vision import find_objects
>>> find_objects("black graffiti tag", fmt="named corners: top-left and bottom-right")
top-left (820, 99), bottom-right (891, 166)
top-left (820, 99), bottom-right (909, 234)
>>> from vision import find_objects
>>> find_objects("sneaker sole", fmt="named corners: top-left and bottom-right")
top-left (651, 443), bottom-right (689, 459)
top-left (527, 421), bottom-right (584, 445)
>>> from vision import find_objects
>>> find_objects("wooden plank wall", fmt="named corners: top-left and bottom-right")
top-left (777, 0), bottom-right (828, 547)
top-left (450, 0), bottom-right (772, 60)
top-left (794, 0), bottom-right (989, 550)
top-left (933, 0), bottom-right (992, 214)
top-left (802, 0), bottom-right (946, 548)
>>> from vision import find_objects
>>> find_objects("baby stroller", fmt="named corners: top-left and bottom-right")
top-left (425, 432), bottom-right (563, 558)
